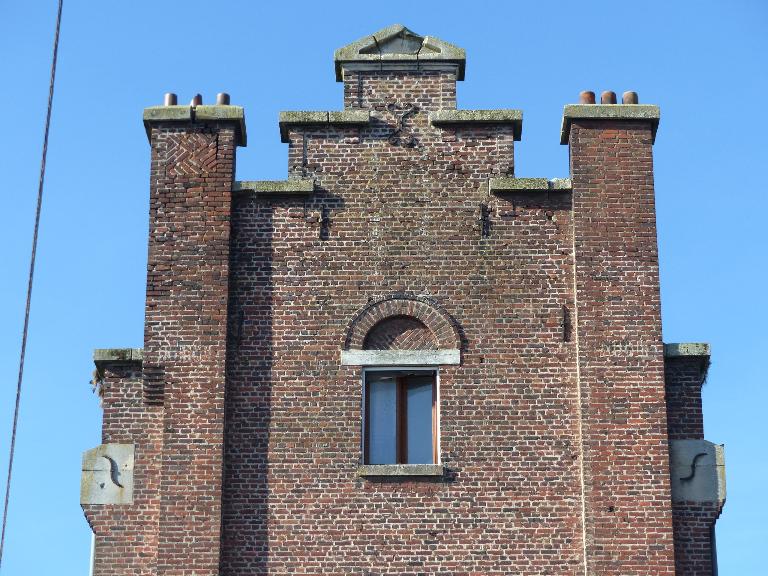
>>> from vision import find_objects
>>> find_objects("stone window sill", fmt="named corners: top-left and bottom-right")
top-left (357, 464), bottom-right (444, 477)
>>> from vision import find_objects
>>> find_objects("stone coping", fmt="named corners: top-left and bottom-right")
top-left (143, 105), bottom-right (247, 146)
top-left (233, 179), bottom-right (314, 195)
top-left (357, 464), bottom-right (444, 477)
top-left (429, 110), bottom-right (523, 141)
top-left (489, 177), bottom-right (571, 194)
top-left (93, 348), bottom-right (143, 367)
top-left (664, 343), bottom-right (710, 358)
top-left (279, 110), bottom-right (370, 143)
top-left (334, 24), bottom-right (466, 81)
top-left (560, 104), bottom-right (660, 145)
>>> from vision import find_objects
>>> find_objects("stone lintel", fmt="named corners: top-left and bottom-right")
top-left (560, 104), bottom-right (660, 145)
top-left (490, 177), bottom-right (572, 194)
top-left (429, 110), bottom-right (523, 141)
top-left (143, 105), bottom-right (247, 146)
top-left (233, 179), bottom-right (315, 195)
top-left (357, 464), bottom-right (444, 477)
top-left (341, 349), bottom-right (460, 366)
top-left (93, 348), bottom-right (144, 368)
top-left (279, 110), bottom-right (370, 143)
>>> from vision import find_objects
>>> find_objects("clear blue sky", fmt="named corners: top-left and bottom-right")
top-left (0, 1), bottom-right (765, 573)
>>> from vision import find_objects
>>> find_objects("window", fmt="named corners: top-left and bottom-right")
top-left (363, 369), bottom-right (437, 465)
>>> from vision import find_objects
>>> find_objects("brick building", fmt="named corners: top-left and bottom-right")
top-left (81, 25), bottom-right (725, 575)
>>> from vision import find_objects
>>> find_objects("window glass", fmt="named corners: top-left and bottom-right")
top-left (364, 370), bottom-right (436, 465)
top-left (367, 375), bottom-right (397, 464)
top-left (406, 376), bottom-right (434, 464)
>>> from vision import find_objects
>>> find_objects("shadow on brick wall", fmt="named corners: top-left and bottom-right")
top-left (221, 201), bottom-right (274, 574)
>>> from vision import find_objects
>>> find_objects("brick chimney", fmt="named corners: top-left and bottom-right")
top-left (563, 96), bottom-right (676, 574)
top-left (142, 95), bottom-right (246, 575)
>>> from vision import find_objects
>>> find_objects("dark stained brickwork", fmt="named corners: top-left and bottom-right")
top-left (83, 26), bottom-right (723, 576)
top-left (665, 355), bottom-right (708, 440)
top-left (665, 355), bottom-right (722, 574)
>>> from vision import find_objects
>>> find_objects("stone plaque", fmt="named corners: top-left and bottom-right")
top-left (80, 443), bottom-right (134, 505)
top-left (669, 439), bottom-right (726, 504)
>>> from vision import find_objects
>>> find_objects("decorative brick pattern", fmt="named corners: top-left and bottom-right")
top-left (145, 121), bottom-right (236, 575)
top-left (345, 295), bottom-right (462, 351)
top-left (363, 316), bottom-right (436, 350)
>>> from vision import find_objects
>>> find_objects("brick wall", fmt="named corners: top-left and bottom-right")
top-left (82, 360), bottom-right (161, 576)
top-left (220, 70), bottom-right (583, 574)
top-left (665, 356), bottom-right (721, 574)
top-left (144, 120), bottom-right (236, 575)
top-left (570, 119), bottom-right (676, 574)
top-left (83, 35), bottom-right (721, 575)
top-left (665, 356), bottom-right (707, 440)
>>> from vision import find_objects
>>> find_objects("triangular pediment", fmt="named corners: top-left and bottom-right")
top-left (334, 24), bottom-right (466, 81)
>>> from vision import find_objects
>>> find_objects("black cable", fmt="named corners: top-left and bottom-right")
top-left (0, 0), bottom-right (64, 569)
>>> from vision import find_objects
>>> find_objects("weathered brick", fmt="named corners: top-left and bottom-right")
top-left (82, 25), bottom-right (723, 576)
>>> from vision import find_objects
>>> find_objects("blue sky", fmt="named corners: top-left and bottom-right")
top-left (0, 1), bottom-right (765, 573)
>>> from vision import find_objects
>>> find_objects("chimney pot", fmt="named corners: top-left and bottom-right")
top-left (164, 93), bottom-right (178, 106)
top-left (579, 91), bottom-right (596, 104)
top-left (216, 93), bottom-right (231, 105)
top-left (190, 94), bottom-right (203, 107)
top-left (622, 91), bottom-right (639, 104)
top-left (600, 91), bottom-right (617, 104)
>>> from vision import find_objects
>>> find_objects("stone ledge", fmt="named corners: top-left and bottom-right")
top-left (233, 179), bottom-right (314, 195)
top-left (357, 464), bottom-right (444, 477)
top-left (560, 104), bottom-right (660, 144)
top-left (143, 105), bottom-right (247, 146)
top-left (664, 343), bottom-right (710, 358)
top-left (93, 348), bottom-right (143, 367)
top-left (429, 110), bottom-right (523, 141)
top-left (279, 110), bottom-right (370, 143)
top-left (490, 177), bottom-right (571, 194)
top-left (341, 349), bottom-right (460, 366)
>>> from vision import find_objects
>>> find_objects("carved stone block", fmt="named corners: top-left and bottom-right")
top-left (669, 439), bottom-right (726, 504)
top-left (80, 444), bottom-right (134, 505)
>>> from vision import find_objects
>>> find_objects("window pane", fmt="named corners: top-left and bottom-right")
top-left (367, 376), bottom-right (397, 464)
top-left (406, 376), bottom-right (434, 464)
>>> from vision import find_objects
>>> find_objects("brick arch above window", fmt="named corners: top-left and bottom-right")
top-left (363, 316), bottom-right (436, 350)
top-left (344, 296), bottom-right (462, 351)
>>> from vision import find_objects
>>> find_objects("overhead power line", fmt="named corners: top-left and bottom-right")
top-left (0, 0), bottom-right (64, 570)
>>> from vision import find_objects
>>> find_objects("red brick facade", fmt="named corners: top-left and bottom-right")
top-left (82, 25), bottom-right (724, 575)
